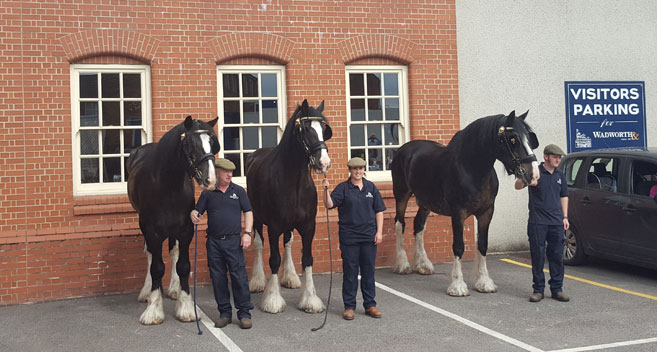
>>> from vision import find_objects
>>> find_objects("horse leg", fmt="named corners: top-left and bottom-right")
top-left (249, 221), bottom-right (266, 293)
top-left (174, 234), bottom-right (196, 322)
top-left (280, 231), bottom-right (301, 289)
top-left (261, 231), bottom-right (286, 313)
top-left (392, 191), bottom-right (412, 274)
top-left (297, 224), bottom-right (325, 313)
top-left (412, 206), bottom-right (434, 275)
top-left (473, 207), bottom-right (497, 293)
top-left (140, 236), bottom-right (165, 325)
top-left (137, 243), bottom-right (152, 302)
top-left (446, 213), bottom-right (470, 297)
top-left (166, 238), bottom-right (180, 300)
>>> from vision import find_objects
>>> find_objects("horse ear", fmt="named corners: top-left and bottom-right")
top-left (317, 100), bottom-right (325, 113)
top-left (518, 110), bottom-right (529, 121)
top-left (184, 115), bottom-right (194, 130)
top-left (211, 135), bottom-right (221, 154)
top-left (505, 111), bottom-right (516, 127)
top-left (208, 117), bottom-right (218, 127)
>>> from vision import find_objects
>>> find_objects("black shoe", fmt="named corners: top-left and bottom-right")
top-left (529, 292), bottom-right (544, 302)
top-left (239, 318), bottom-right (252, 329)
top-left (552, 291), bottom-right (570, 302)
top-left (214, 317), bottom-right (232, 328)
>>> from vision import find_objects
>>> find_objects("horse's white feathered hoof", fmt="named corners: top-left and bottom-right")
top-left (298, 294), bottom-right (326, 313)
top-left (138, 286), bottom-right (151, 303)
top-left (249, 279), bottom-right (266, 293)
top-left (393, 263), bottom-right (413, 275)
top-left (139, 290), bottom-right (165, 325)
top-left (474, 277), bottom-right (498, 293)
top-left (413, 261), bottom-right (435, 275)
top-left (261, 274), bottom-right (286, 313)
top-left (280, 272), bottom-right (301, 289)
top-left (447, 281), bottom-right (470, 297)
top-left (175, 291), bottom-right (196, 322)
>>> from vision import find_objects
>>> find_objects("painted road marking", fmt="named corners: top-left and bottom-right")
top-left (374, 280), bottom-right (544, 352)
top-left (195, 305), bottom-right (243, 352)
top-left (500, 258), bottom-right (657, 301)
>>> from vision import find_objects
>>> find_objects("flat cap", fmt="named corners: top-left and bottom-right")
top-left (214, 158), bottom-right (236, 170)
top-left (347, 157), bottom-right (367, 168)
top-left (543, 144), bottom-right (565, 156)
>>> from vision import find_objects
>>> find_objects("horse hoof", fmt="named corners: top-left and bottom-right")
top-left (249, 285), bottom-right (265, 293)
top-left (392, 267), bottom-right (413, 275)
top-left (475, 287), bottom-right (497, 293)
top-left (415, 267), bottom-right (434, 275)
top-left (177, 316), bottom-right (196, 323)
top-left (280, 279), bottom-right (301, 289)
top-left (139, 317), bottom-right (164, 325)
top-left (167, 291), bottom-right (179, 300)
top-left (447, 291), bottom-right (470, 297)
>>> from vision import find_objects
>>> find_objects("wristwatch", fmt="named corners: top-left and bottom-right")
top-left (244, 231), bottom-right (254, 237)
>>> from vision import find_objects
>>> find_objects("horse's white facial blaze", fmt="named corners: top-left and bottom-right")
top-left (298, 266), bottom-right (326, 313)
top-left (199, 134), bottom-right (216, 189)
top-left (517, 137), bottom-right (539, 186)
top-left (311, 121), bottom-right (331, 173)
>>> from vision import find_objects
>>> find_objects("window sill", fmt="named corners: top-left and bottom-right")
top-left (73, 194), bottom-right (135, 215)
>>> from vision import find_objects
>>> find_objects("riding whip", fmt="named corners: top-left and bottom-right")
top-left (193, 223), bottom-right (203, 335)
top-left (312, 174), bottom-right (333, 332)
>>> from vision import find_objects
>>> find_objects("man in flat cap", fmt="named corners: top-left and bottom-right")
top-left (191, 158), bottom-right (255, 329)
top-left (515, 144), bottom-right (570, 303)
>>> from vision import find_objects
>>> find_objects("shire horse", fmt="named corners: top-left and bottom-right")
top-left (391, 111), bottom-right (539, 296)
top-left (246, 100), bottom-right (332, 313)
top-left (127, 115), bottom-right (220, 324)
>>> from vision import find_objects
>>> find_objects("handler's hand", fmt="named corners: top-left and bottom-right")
top-left (563, 218), bottom-right (570, 231)
top-left (241, 233), bottom-right (252, 249)
top-left (190, 210), bottom-right (201, 224)
top-left (374, 232), bottom-right (382, 245)
top-left (322, 178), bottom-right (329, 189)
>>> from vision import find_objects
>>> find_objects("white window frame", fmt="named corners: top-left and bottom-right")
top-left (70, 64), bottom-right (152, 196)
top-left (345, 65), bottom-right (410, 182)
top-left (217, 65), bottom-right (287, 186)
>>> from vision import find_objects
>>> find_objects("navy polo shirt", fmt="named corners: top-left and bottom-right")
top-left (195, 182), bottom-right (252, 236)
top-left (329, 178), bottom-right (386, 244)
top-left (528, 163), bottom-right (568, 225)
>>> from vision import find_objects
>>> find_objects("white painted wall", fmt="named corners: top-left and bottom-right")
top-left (455, 1), bottom-right (657, 251)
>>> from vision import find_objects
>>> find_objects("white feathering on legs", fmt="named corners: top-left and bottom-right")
top-left (392, 221), bottom-right (412, 274)
top-left (175, 290), bottom-right (196, 322)
top-left (473, 250), bottom-right (497, 293)
top-left (298, 266), bottom-right (325, 313)
top-left (167, 240), bottom-right (181, 300)
top-left (280, 233), bottom-right (301, 289)
top-left (412, 226), bottom-right (434, 275)
top-left (261, 274), bottom-right (286, 313)
top-left (249, 231), bottom-right (266, 293)
top-left (138, 245), bottom-right (153, 302)
top-left (447, 256), bottom-right (470, 296)
top-left (139, 289), bottom-right (164, 325)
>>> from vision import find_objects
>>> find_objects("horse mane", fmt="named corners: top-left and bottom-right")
top-left (277, 103), bottom-right (327, 154)
top-left (154, 122), bottom-right (186, 167)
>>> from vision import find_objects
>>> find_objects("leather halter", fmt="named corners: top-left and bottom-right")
top-left (180, 130), bottom-right (215, 180)
top-left (295, 116), bottom-right (327, 168)
top-left (497, 126), bottom-right (537, 177)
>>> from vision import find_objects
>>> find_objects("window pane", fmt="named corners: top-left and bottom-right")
top-left (80, 130), bottom-right (98, 155)
top-left (262, 126), bottom-right (277, 147)
top-left (367, 73), bottom-right (381, 95)
top-left (79, 73), bottom-right (98, 98)
top-left (243, 100), bottom-right (259, 124)
top-left (225, 153), bottom-right (241, 177)
top-left (350, 99), bottom-right (365, 121)
top-left (384, 148), bottom-right (397, 170)
top-left (102, 130), bottom-right (120, 154)
top-left (262, 100), bottom-right (278, 123)
top-left (101, 73), bottom-right (120, 98)
top-left (368, 148), bottom-right (383, 171)
top-left (102, 101), bottom-right (120, 126)
top-left (223, 74), bottom-right (239, 97)
top-left (383, 123), bottom-right (399, 145)
top-left (123, 74), bottom-right (141, 98)
top-left (223, 127), bottom-right (240, 150)
top-left (103, 157), bottom-right (122, 182)
top-left (81, 158), bottom-right (99, 183)
top-left (351, 149), bottom-right (365, 161)
top-left (123, 129), bottom-right (141, 154)
top-left (224, 101), bottom-right (240, 124)
top-left (80, 102), bottom-right (99, 126)
top-left (367, 125), bottom-right (382, 146)
top-left (368, 98), bottom-right (382, 121)
top-left (124, 101), bottom-right (142, 126)
top-left (384, 73), bottom-right (398, 95)
top-left (124, 156), bottom-right (129, 181)
top-left (349, 73), bottom-right (365, 96)
top-left (350, 124), bottom-right (365, 146)
top-left (385, 98), bottom-right (399, 121)
top-left (261, 73), bottom-right (277, 97)
top-left (242, 74), bottom-right (258, 97)
top-left (243, 126), bottom-right (258, 150)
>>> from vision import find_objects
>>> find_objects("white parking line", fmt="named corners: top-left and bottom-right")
top-left (195, 305), bottom-right (243, 352)
top-left (547, 337), bottom-right (657, 352)
top-left (374, 280), bottom-right (544, 352)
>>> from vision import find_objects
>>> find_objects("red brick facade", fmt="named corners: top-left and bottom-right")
top-left (0, 0), bottom-right (474, 305)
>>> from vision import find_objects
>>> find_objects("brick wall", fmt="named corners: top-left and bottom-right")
top-left (0, 0), bottom-right (471, 305)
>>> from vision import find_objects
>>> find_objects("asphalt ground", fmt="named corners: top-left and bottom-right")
top-left (1, 252), bottom-right (656, 352)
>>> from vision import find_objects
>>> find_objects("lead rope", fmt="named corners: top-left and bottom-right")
top-left (312, 174), bottom-right (333, 332)
top-left (193, 223), bottom-right (203, 335)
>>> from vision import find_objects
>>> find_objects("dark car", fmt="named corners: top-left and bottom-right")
top-left (559, 148), bottom-right (657, 269)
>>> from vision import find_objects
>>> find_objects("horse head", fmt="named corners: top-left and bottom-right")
top-left (293, 99), bottom-right (332, 174)
top-left (496, 110), bottom-right (540, 186)
top-left (180, 115), bottom-right (220, 190)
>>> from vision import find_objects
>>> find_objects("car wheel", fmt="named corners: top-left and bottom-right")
top-left (563, 227), bottom-right (586, 265)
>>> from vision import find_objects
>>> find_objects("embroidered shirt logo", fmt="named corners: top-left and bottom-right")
top-left (366, 192), bottom-right (373, 198)
top-left (557, 179), bottom-right (562, 185)
top-left (229, 193), bottom-right (238, 200)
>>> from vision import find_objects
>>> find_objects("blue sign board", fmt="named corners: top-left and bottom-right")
top-left (564, 81), bottom-right (646, 153)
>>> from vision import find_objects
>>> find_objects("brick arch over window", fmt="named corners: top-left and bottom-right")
top-left (207, 33), bottom-right (295, 64)
top-left (338, 34), bottom-right (416, 65)
top-left (60, 29), bottom-right (160, 64)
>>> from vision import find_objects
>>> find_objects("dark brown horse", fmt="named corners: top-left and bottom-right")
top-left (127, 116), bottom-right (219, 324)
top-left (391, 111), bottom-right (539, 296)
top-left (246, 100), bottom-right (331, 313)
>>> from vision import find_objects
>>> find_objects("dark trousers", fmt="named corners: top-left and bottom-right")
top-left (340, 241), bottom-right (377, 310)
top-left (206, 234), bottom-right (253, 319)
top-left (527, 223), bottom-right (565, 294)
